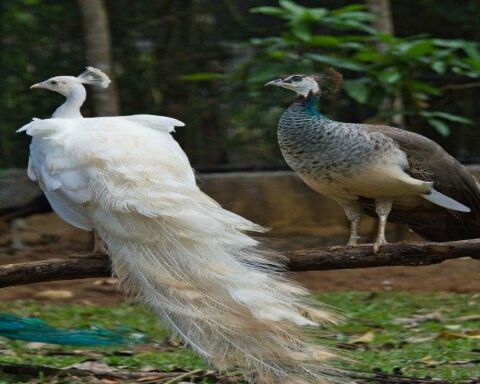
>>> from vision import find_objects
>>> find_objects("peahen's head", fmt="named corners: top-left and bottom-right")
top-left (266, 74), bottom-right (319, 98)
top-left (30, 67), bottom-right (111, 97)
top-left (266, 69), bottom-right (343, 99)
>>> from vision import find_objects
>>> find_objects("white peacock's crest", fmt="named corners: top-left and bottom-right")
top-left (77, 66), bottom-right (111, 88)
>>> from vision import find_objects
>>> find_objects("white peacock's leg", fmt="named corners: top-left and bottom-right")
top-left (373, 198), bottom-right (393, 253)
top-left (93, 231), bottom-right (108, 255)
top-left (337, 200), bottom-right (363, 247)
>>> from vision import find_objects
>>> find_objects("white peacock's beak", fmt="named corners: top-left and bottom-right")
top-left (30, 82), bottom-right (46, 89)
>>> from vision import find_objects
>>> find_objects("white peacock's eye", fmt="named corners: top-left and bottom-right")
top-left (49, 80), bottom-right (58, 85)
top-left (291, 76), bottom-right (303, 82)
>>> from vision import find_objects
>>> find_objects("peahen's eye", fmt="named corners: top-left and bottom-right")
top-left (291, 76), bottom-right (303, 82)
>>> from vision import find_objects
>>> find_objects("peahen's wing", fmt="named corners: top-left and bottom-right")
top-left (362, 124), bottom-right (480, 240)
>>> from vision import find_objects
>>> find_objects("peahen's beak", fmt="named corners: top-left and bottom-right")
top-left (30, 82), bottom-right (46, 89)
top-left (265, 79), bottom-right (283, 87)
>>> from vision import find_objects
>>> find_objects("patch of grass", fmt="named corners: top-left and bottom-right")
top-left (0, 292), bottom-right (478, 383)
top-left (319, 292), bottom-right (480, 381)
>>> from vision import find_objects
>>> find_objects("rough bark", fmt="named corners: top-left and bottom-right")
top-left (77, 0), bottom-right (119, 116)
top-left (1, 240), bottom-right (479, 288)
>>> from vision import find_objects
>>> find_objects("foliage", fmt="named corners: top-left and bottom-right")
top-left (231, 0), bottom-right (480, 137)
top-left (0, 292), bottom-right (479, 382)
top-left (1, 0), bottom-right (480, 168)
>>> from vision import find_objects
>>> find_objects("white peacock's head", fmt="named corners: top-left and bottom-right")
top-left (265, 74), bottom-right (320, 98)
top-left (30, 76), bottom-right (82, 97)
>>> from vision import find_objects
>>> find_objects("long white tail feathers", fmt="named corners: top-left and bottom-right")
top-left (422, 188), bottom-right (471, 212)
top-left (96, 206), bottom-right (346, 383)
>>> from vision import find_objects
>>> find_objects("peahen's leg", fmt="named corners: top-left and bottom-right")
top-left (337, 200), bottom-right (363, 247)
top-left (373, 197), bottom-right (393, 254)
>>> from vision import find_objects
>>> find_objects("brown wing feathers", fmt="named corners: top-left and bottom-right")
top-left (362, 125), bottom-right (480, 241)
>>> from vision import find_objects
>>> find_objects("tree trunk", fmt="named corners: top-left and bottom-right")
top-left (366, 0), bottom-right (394, 39)
top-left (77, 0), bottom-right (119, 116)
top-left (366, 0), bottom-right (404, 127)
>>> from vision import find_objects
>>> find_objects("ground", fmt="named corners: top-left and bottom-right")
top-left (0, 214), bottom-right (479, 383)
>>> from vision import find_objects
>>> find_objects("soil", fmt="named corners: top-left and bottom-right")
top-left (0, 213), bottom-right (478, 305)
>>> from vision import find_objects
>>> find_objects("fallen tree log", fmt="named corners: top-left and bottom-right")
top-left (0, 239), bottom-right (479, 288)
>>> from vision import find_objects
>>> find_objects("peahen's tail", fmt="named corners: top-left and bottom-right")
top-left (93, 193), bottom-right (345, 383)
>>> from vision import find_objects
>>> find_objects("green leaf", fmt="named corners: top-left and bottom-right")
top-left (250, 6), bottom-right (286, 17)
top-left (398, 40), bottom-right (435, 57)
top-left (308, 35), bottom-right (341, 47)
top-left (291, 24), bottom-right (311, 41)
top-left (279, 0), bottom-right (304, 15)
top-left (343, 79), bottom-right (371, 104)
top-left (330, 4), bottom-right (367, 14)
top-left (267, 50), bottom-right (288, 59)
top-left (353, 50), bottom-right (384, 62)
top-left (306, 53), bottom-right (365, 71)
top-left (427, 118), bottom-right (450, 136)
top-left (179, 72), bottom-right (224, 81)
top-left (378, 70), bottom-right (401, 84)
top-left (433, 38), bottom-right (472, 49)
top-left (431, 112), bottom-right (473, 125)
top-left (431, 61), bottom-right (446, 74)
top-left (407, 80), bottom-right (442, 96)
top-left (308, 9), bottom-right (328, 20)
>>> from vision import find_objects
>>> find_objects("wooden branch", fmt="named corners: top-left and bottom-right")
top-left (0, 240), bottom-right (479, 288)
top-left (0, 255), bottom-right (110, 289)
top-left (287, 239), bottom-right (480, 271)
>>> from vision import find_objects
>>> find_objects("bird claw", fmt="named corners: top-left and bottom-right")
top-left (372, 240), bottom-right (387, 254)
top-left (328, 245), bottom-right (344, 251)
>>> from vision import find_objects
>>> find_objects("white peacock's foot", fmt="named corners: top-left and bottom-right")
top-left (93, 239), bottom-right (108, 256)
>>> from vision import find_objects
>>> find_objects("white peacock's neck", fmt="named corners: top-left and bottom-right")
top-left (52, 84), bottom-right (86, 119)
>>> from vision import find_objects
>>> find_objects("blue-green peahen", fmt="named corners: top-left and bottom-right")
top-left (267, 70), bottom-right (480, 252)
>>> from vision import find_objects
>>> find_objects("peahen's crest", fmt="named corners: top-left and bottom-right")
top-left (315, 68), bottom-right (343, 96)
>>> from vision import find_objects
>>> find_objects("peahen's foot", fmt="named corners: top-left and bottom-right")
top-left (328, 240), bottom-right (362, 251)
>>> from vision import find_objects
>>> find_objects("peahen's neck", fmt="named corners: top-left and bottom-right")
top-left (298, 93), bottom-right (327, 119)
top-left (52, 84), bottom-right (86, 119)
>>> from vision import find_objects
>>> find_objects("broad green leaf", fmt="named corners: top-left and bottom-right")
top-left (307, 53), bottom-right (366, 71)
top-left (179, 72), bottom-right (224, 81)
top-left (309, 9), bottom-right (328, 20)
top-left (308, 35), bottom-right (341, 47)
top-left (335, 11), bottom-right (375, 22)
top-left (331, 4), bottom-right (367, 14)
top-left (407, 80), bottom-right (442, 96)
top-left (279, 0), bottom-right (304, 15)
top-left (431, 112), bottom-right (473, 125)
top-left (427, 118), bottom-right (450, 136)
top-left (399, 40), bottom-right (435, 57)
top-left (250, 7), bottom-right (286, 17)
top-left (267, 50), bottom-right (288, 59)
top-left (344, 79), bottom-right (371, 104)
top-left (291, 24), bottom-right (311, 42)
top-left (354, 50), bottom-right (384, 62)
top-left (433, 38), bottom-right (473, 49)
top-left (431, 61), bottom-right (446, 74)
top-left (378, 70), bottom-right (401, 84)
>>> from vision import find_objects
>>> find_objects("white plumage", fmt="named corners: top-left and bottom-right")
top-left (20, 70), bottom-right (345, 383)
